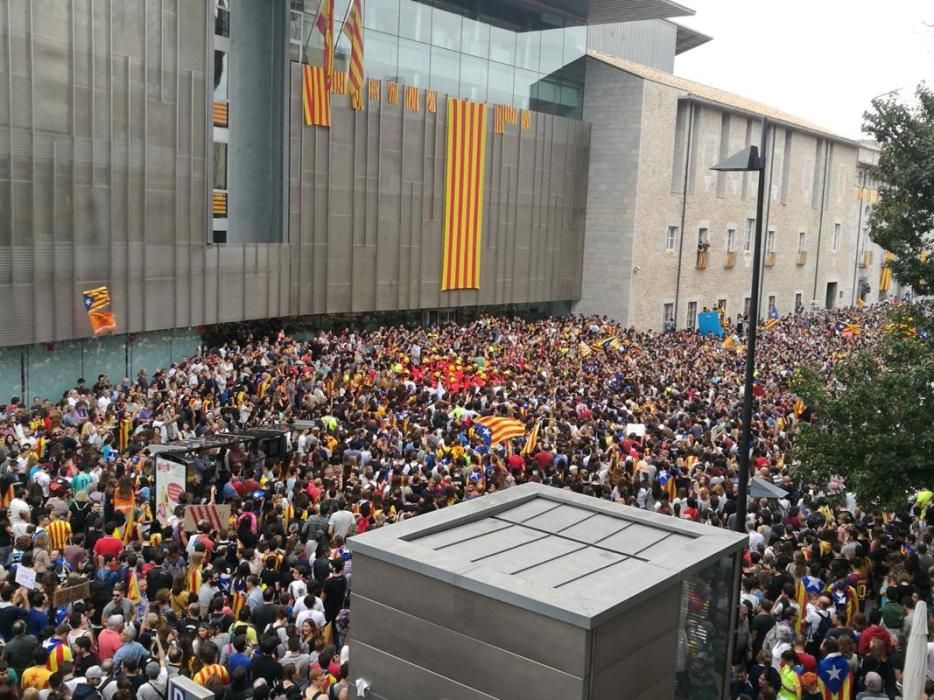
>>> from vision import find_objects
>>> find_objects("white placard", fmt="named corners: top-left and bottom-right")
top-left (625, 423), bottom-right (646, 438)
top-left (15, 565), bottom-right (36, 589)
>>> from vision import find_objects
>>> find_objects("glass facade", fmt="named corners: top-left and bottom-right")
top-left (290, 0), bottom-right (586, 119)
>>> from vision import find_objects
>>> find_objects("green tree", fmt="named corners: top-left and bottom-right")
top-left (863, 85), bottom-right (934, 295)
top-left (791, 306), bottom-right (934, 510)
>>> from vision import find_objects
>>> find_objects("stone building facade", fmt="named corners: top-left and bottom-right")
top-left (577, 52), bottom-right (865, 329)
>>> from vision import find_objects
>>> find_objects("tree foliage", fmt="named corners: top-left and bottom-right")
top-left (863, 84), bottom-right (934, 296)
top-left (791, 306), bottom-right (934, 510)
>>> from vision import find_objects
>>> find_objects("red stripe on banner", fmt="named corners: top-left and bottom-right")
top-left (446, 102), bottom-right (461, 289)
top-left (456, 99), bottom-right (469, 288)
top-left (463, 102), bottom-right (477, 289)
top-left (468, 103), bottom-right (482, 287)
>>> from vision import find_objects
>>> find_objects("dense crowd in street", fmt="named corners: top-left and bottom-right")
top-left (0, 303), bottom-right (929, 700)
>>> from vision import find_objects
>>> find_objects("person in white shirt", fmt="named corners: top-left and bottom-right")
top-left (328, 504), bottom-right (355, 540)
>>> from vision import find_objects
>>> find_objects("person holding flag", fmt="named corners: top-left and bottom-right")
top-left (816, 638), bottom-right (852, 699)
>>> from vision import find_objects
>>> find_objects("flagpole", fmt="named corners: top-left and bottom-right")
top-left (337, 0), bottom-right (354, 43)
top-left (303, 0), bottom-right (325, 65)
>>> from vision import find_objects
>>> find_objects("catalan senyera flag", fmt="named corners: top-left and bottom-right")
top-left (879, 252), bottom-right (894, 292)
top-left (341, 0), bottom-right (364, 103)
top-left (578, 341), bottom-right (592, 358)
top-left (793, 578), bottom-right (807, 634)
top-left (187, 565), bottom-right (202, 594)
top-left (118, 416), bottom-right (133, 452)
top-left (127, 569), bottom-right (142, 604)
top-left (88, 311), bottom-right (118, 336)
top-left (842, 322), bottom-right (862, 337)
top-left (368, 78), bottom-right (380, 101)
top-left (793, 397), bottom-right (806, 418)
top-left (302, 64), bottom-right (331, 127)
top-left (504, 105), bottom-right (518, 126)
top-left (122, 507), bottom-right (136, 544)
top-left (441, 97), bottom-right (487, 291)
top-left (473, 415), bottom-right (526, 446)
top-left (763, 318), bottom-right (779, 331)
top-left (329, 71), bottom-right (346, 95)
top-left (493, 104), bottom-right (506, 134)
top-left (0, 483), bottom-right (12, 509)
top-left (315, 0), bottom-right (334, 87)
top-left (426, 90), bottom-right (437, 113)
top-left (82, 286), bottom-right (110, 312)
top-left (230, 590), bottom-right (246, 620)
top-left (405, 86), bottom-right (419, 112)
top-left (387, 81), bottom-right (399, 105)
top-left (45, 639), bottom-right (73, 673)
top-left (520, 420), bottom-right (541, 456)
top-left (521, 110), bottom-right (531, 130)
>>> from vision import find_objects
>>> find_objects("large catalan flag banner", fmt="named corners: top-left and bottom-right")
top-left (441, 97), bottom-right (488, 291)
top-left (473, 415), bottom-right (525, 445)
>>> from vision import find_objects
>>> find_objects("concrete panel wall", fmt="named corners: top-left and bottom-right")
top-left (0, 0), bottom-right (590, 348)
top-left (575, 60), bottom-right (644, 322)
top-left (285, 64), bottom-right (591, 317)
top-left (586, 19), bottom-right (676, 72)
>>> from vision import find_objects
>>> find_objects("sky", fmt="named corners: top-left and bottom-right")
top-left (675, 0), bottom-right (934, 139)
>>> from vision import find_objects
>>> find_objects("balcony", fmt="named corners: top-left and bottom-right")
top-left (724, 251), bottom-right (736, 268)
top-left (859, 250), bottom-right (873, 268)
top-left (696, 247), bottom-right (709, 269)
top-left (764, 252), bottom-right (776, 267)
top-left (796, 251), bottom-right (807, 266)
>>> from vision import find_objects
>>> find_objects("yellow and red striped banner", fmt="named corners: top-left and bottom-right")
top-left (426, 90), bottom-right (437, 113)
top-left (302, 64), bottom-right (331, 127)
top-left (441, 97), bottom-right (487, 291)
top-left (474, 415), bottom-right (525, 445)
top-left (368, 78), bottom-right (380, 101)
top-left (521, 110), bottom-right (531, 130)
top-left (341, 0), bottom-right (364, 102)
top-left (315, 0), bottom-right (334, 87)
top-left (329, 71), bottom-right (346, 95)
top-left (405, 86), bottom-right (419, 112)
top-left (387, 81), bottom-right (399, 104)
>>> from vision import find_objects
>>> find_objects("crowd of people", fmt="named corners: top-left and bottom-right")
top-left (0, 302), bottom-right (928, 700)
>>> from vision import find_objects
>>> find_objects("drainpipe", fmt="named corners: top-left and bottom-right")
top-left (849, 171), bottom-right (866, 305)
top-left (811, 142), bottom-right (831, 304)
top-left (673, 103), bottom-right (694, 329)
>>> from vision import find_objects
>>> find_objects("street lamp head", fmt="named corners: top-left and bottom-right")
top-left (710, 145), bottom-right (763, 172)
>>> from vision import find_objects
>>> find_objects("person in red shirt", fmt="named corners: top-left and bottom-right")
top-left (857, 609), bottom-right (893, 656)
top-left (92, 523), bottom-right (123, 561)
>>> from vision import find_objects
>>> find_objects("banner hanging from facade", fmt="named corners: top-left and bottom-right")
top-left (441, 97), bottom-right (487, 291)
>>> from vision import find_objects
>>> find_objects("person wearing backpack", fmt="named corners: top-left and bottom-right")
top-left (803, 595), bottom-right (834, 657)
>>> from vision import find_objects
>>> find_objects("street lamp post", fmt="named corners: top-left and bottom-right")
top-left (711, 118), bottom-right (769, 533)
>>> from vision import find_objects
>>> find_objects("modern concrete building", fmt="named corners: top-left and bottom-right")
top-left (350, 482), bottom-right (746, 700)
top-left (0, 0), bottom-right (701, 399)
top-left (575, 52), bottom-right (867, 329)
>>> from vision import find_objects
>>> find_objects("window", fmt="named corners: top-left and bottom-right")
top-left (686, 302), bottom-right (698, 330)
top-left (794, 292), bottom-right (803, 313)
top-left (213, 50), bottom-right (229, 101)
top-left (212, 143), bottom-right (227, 190)
top-left (663, 303), bottom-right (675, 329)
top-left (697, 227), bottom-right (709, 246)
top-left (832, 223), bottom-right (841, 252)
top-left (766, 229), bottom-right (776, 253)
top-left (214, 0), bottom-right (230, 38)
top-left (797, 231), bottom-right (807, 251)
top-left (743, 297), bottom-right (751, 317)
top-left (726, 228), bottom-right (736, 252)
top-left (744, 218), bottom-right (755, 252)
top-left (717, 299), bottom-right (727, 314)
top-left (666, 226), bottom-right (678, 252)
top-left (768, 295), bottom-right (776, 312)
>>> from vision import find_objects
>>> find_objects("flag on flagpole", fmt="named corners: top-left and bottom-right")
top-left (314, 0), bottom-right (334, 88)
top-left (441, 97), bottom-right (488, 291)
top-left (473, 416), bottom-right (526, 445)
top-left (521, 420), bottom-right (541, 456)
top-left (302, 64), bottom-right (331, 127)
top-left (341, 0), bottom-right (364, 103)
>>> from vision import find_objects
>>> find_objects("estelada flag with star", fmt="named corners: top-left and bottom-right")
top-left (817, 652), bottom-right (852, 699)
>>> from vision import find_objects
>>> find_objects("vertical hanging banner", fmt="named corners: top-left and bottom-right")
top-left (302, 65), bottom-right (331, 127)
top-left (315, 0), bottom-right (334, 87)
top-left (342, 0), bottom-right (364, 105)
top-left (441, 97), bottom-right (488, 291)
top-left (155, 457), bottom-right (187, 525)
